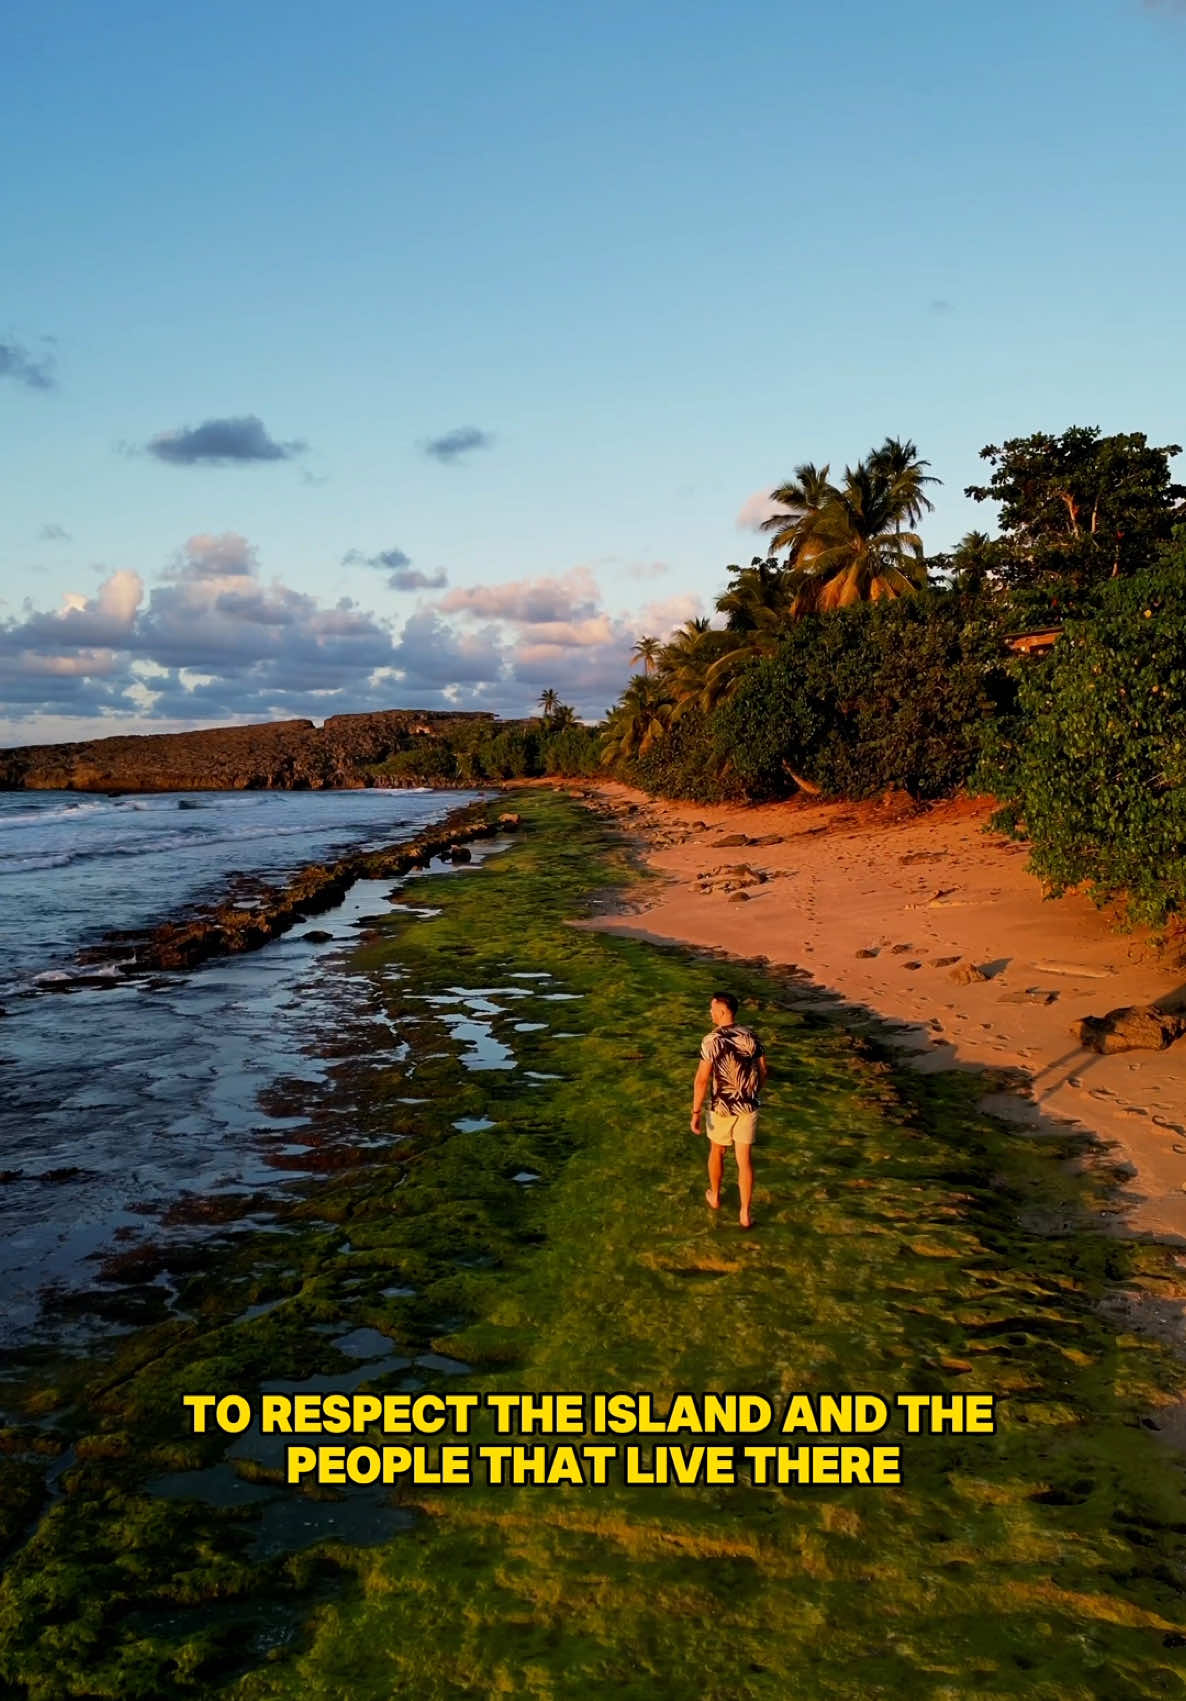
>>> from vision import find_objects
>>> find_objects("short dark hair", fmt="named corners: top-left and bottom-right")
top-left (711, 991), bottom-right (738, 1019)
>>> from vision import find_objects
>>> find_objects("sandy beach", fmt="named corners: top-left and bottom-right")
top-left (562, 780), bottom-right (1186, 1246)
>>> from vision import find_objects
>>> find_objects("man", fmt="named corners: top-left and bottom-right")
top-left (691, 992), bottom-right (767, 1229)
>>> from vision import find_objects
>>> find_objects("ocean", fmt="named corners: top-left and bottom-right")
top-left (0, 786), bottom-right (479, 1350)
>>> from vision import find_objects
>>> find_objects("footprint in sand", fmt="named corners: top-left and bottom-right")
top-left (1089, 1088), bottom-right (1115, 1101)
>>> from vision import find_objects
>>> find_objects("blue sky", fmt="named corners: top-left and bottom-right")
top-left (2, 0), bottom-right (1184, 741)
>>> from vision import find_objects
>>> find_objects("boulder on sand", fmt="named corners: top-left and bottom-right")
top-left (1073, 1005), bottom-right (1186, 1055)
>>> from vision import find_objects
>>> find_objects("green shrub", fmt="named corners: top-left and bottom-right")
top-left (629, 707), bottom-right (745, 802)
top-left (541, 724), bottom-right (601, 777)
top-left (994, 553), bottom-right (1186, 926)
top-left (716, 597), bottom-right (1009, 802)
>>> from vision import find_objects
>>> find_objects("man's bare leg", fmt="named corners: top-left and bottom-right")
top-left (705, 1141), bottom-right (724, 1210)
top-left (736, 1145), bottom-right (754, 1228)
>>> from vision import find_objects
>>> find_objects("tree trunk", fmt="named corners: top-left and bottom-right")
top-left (782, 761), bottom-right (822, 795)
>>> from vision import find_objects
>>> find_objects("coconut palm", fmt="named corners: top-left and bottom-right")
top-left (631, 635), bottom-right (662, 674)
top-left (866, 437), bottom-right (938, 529)
top-left (659, 621), bottom-right (735, 716)
top-left (701, 607), bottom-right (788, 709)
top-left (537, 687), bottom-right (560, 725)
top-left (786, 461), bottom-right (929, 614)
top-left (759, 463), bottom-right (835, 559)
top-left (600, 674), bottom-right (671, 765)
top-left (715, 557), bottom-right (790, 631)
top-left (757, 439), bottom-right (936, 614)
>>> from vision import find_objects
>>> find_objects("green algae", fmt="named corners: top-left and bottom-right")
top-left (2, 792), bottom-right (1186, 1698)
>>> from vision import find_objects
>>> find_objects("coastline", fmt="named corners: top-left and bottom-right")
top-left (6, 789), bottom-right (1186, 1696)
top-left (73, 794), bottom-right (512, 974)
top-left (556, 779), bottom-right (1186, 1246)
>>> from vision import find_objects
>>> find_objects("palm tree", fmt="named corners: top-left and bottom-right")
top-left (866, 437), bottom-right (938, 530)
top-left (760, 439), bottom-right (936, 615)
top-left (655, 621), bottom-right (731, 717)
top-left (631, 635), bottom-right (662, 674)
top-left (714, 557), bottom-right (789, 631)
top-left (759, 463), bottom-right (835, 559)
top-left (537, 687), bottom-right (560, 725)
top-left (600, 674), bottom-right (671, 766)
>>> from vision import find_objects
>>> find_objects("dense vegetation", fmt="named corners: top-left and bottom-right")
top-left (596, 427), bottom-right (1186, 928)
top-left (368, 707), bottom-right (601, 787)
top-left (361, 426), bottom-right (1184, 927)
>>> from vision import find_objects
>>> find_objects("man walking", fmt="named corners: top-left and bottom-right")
top-left (691, 992), bottom-right (767, 1229)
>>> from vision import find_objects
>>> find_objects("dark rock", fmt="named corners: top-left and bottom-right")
top-left (930, 955), bottom-right (961, 968)
top-left (1074, 1005), bottom-right (1186, 1055)
top-left (727, 891), bottom-right (751, 903)
top-left (712, 833), bottom-right (751, 848)
top-left (449, 845), bottom-right (473, 864)
top-left (890, 944), bottom-right (913, 954)
top-left (300, 930), bottom-right (334, 943)
top-left (855, 948), bottom-right (879, 959)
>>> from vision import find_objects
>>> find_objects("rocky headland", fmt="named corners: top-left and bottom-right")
top-left (0, 709), bottom-right (498, 793)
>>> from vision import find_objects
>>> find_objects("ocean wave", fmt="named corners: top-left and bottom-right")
top-left (0, 817), bottom-right (404, 876)
top-left (0, 800), bottom-right (110, 830)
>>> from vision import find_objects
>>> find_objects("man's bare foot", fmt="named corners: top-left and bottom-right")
top-left (739, 1212), bottom-right (753, 1230)
top-left (705, 1189), bottom-right (720, 1210)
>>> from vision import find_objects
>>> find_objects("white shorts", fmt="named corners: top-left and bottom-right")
top-left (707, 1108), bottom-right (758, 1148)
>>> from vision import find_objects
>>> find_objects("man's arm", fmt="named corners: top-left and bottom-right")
top-left (690, 1057), bottom-right (714, 1136)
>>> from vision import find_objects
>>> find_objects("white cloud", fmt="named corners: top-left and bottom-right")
top-left (735, 487), bottom-right (790, 531)
top-left (438, 567), bottom-right (600, 624)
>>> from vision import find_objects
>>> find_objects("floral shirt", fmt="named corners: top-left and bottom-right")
top-left (700, 1024), bottom-right (765, 1113)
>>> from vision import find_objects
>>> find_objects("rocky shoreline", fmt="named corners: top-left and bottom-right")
top-left (75, 800), bottom-right (521, 975)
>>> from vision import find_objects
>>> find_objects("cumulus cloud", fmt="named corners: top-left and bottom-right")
top-left (438, 567), bottom-right (601, 624)
top-left (735, 488), bottom-right (792, 531)
top-left (423, 426), bottom-right (494, 464)
top-left (438, 570), bottom-right (704, 713)
top-left (38, 523), bottom-right (71, 542)
top-left (343, 546), bottom-right (448, 591)
top-left (0, 338), bottom-right (55, 391)
top-left (164, 532), bottom-right (257, 580)
top-left (146, 415), bottom-right (306, 466)
top-left (0, 534), bottom-right (511, 729)
top-left (1, 546), bottom-right (703, 734)
top-left (388, 567), bottom-right (448, 591)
